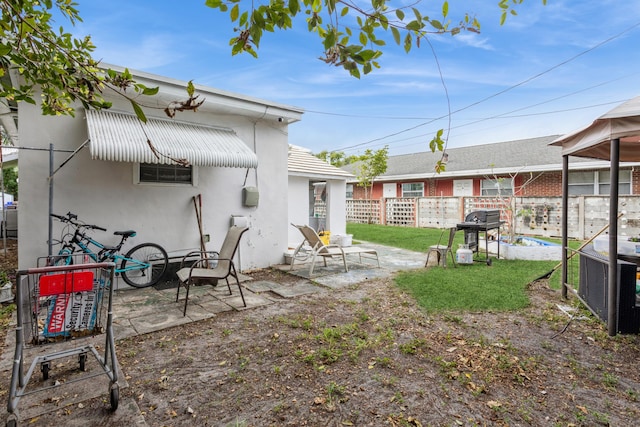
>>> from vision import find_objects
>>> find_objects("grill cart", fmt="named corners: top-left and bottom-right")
top-left (456, 209), bottom-right (504, 265)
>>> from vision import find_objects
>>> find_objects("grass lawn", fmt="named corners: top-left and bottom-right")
top-left (346, 223), bottom-right (576, 312)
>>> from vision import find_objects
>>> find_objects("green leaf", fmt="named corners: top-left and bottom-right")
top-left (205, 0), bottom-right (222, 8)
top-left (324, 31), bottom-right (336, 50)
top-left (239, 11), bottom-right (248, 26)
top-left (341, 6), bottom-right (349, 17)
top-left (403, 33), bottom-right (412, 52)
top-left (141, 86), bottom-right (159, 96)
top-left (359, 32), bottom-right (367, 45)
top-left (442, 1), bottom-right (449, 17)
top-left (187, 80), bottom-right (195, 97)
top-left (391, 27), bottom-right (401, 45)
top-left (0, 44), bottom-right (11, 56)
top-left (289, 0), bottom-right (300, 15)
top-left (131, 100), bottom-right (147, 123)
top-left (395, 9), bottom-right (405, 21)
top-left (231, 4), bottom-right (239, 21)
top-left (406, 20), bottom-right (422, 31)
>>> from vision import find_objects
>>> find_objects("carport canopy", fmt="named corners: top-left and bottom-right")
top-left (86, 109), bottom-right (258, 168)
top-left (551, 95), bottom-right (640, 336)
top-left (551, 96), bottom-right (640, 160)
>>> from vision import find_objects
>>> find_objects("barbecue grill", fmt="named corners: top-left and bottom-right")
top-left (456, 209), bottom-right (504, 264)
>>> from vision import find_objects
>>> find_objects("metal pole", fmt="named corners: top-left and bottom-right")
top-left (1, 147), bottom-right (5, 255)
top-left (561, 155), bottom-right (569, 299)
top-left (48, 144), bottom-right (53, 257)
top-left (607, 138), bottom-right (620, 337)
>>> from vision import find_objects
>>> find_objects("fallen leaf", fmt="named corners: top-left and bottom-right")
top-left (446, 347), bottom-right (457, 353)
top-left (577, 405), bottom-right (588, 414)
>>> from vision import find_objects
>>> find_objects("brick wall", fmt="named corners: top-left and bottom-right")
top-left (350, 168), bottom-right (640, 199)
top-left (633, 168), bottom-right (640, 194)
top-left (521, 171), bottom-right (563, 196)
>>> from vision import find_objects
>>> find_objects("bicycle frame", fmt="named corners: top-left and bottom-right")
top-left (59, 229), bottom-right (150, 275)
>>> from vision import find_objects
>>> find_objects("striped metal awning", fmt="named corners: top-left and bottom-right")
top-left (86, 109), bottom-right (258, 168)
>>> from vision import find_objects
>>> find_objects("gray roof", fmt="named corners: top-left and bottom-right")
top-left (343, 135), bottom-right (619, 181)
top-left (288, 145), bottom-right (354, 179)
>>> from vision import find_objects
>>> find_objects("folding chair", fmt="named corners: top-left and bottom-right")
top-left (176, 226), bottom-right (248, 316)
top-left (425, 227), bottom-right (457, 268)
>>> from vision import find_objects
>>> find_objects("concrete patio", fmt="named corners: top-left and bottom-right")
top-left (110, 241), bottom-right (426, 340)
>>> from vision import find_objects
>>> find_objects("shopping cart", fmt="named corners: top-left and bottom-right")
top-left (6, 260), bottom-right (119, 426)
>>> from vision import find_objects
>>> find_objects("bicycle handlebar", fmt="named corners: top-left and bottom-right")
top-left (50, 212), bottom-right (107, 232)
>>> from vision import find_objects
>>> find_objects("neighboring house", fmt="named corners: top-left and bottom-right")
top-left (15, 65), bottom-right (303, 274)
top-left (343, 135), bottom-right (640, 199)
top-left (287, 145), bottom-right (354, 248)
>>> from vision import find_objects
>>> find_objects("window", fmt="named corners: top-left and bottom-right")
top-left (346, 184), bottom-right (353, 199)
top-left (401, 182), bottom-right (424, 197)
top-left (137, 163), bottom-right (194, 185)
top-left (568, 171), bottom-right (594, 195)
top-left (568, 170), bottom-right (631, 195)
top-left (598, 170), bottom-right (631, 195)
top-left (481, 178), bottom-right (513, 196)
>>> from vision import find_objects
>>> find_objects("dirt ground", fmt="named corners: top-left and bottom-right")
top-left (2, 241), bottom-right (640, 426)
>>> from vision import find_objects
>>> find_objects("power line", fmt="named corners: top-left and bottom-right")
top-left (332, 20), bottom-right (640, 152)
top-left (340, 99), bottom-right (626, 154)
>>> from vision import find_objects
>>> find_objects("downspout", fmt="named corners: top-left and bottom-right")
top-left (607, 138), bottom-right (620, 336)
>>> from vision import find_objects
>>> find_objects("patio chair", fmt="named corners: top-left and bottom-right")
top-left (290, 224), bottom-right (380, 277)
top-left (425, 227), bottom-right (457, 268)
top-left (176, 226), bottom-right (248, 316)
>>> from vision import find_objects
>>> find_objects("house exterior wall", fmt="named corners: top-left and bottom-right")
top-left (350, 168), bottom-right (640, 200)
top-left (287, 176), bottom-right (347, 248)
top-left (287, 176), bottom-right (310, 248)
top-left (18, 94), bottom-right (293, 275)
top-left (325, 179), bottom-right (347, 238)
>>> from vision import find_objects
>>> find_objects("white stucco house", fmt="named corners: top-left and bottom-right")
top-left (287, 145), bottom-right (354, 249)
top-left (16, 65), bottom-right (303, 275)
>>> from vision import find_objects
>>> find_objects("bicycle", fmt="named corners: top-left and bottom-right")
top-left (50, 212), bottom-right (169, 288)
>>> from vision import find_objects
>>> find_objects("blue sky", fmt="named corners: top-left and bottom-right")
top-left (70, 1), bottom-right (640, 157)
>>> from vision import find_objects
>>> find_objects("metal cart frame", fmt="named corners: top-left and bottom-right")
top-left (6, 261), bottom-right (119, 426)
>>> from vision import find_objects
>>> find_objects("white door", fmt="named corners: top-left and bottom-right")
top-left (453, 179), bottom-right (474, 196)
top-left (383, 183), bottom-right (396, 198)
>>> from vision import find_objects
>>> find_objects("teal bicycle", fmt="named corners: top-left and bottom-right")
top-left (50, 212), bottom-right (169, 288)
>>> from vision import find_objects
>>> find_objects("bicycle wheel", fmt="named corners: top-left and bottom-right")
top-left (51, 248), bottom-right (74, 266)
top-left (120, 243), bottom-right (168, 288)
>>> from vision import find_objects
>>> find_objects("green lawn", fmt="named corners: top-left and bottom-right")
top-left (346, 223), bottom-right (573, 313)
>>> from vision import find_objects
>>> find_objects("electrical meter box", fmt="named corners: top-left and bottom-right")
top-left (242, 186), bottom-right (259, 207)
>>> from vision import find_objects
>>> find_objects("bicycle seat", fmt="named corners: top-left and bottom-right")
top-left (114, 230), bottom-right (137, 238)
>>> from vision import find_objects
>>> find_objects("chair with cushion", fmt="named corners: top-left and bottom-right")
top-left (425, 227), bottom-right (457, 268)
top-left (176, 226), bottom-right (248, 316)
top-left (290, 224), bottom-right (380, 277)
